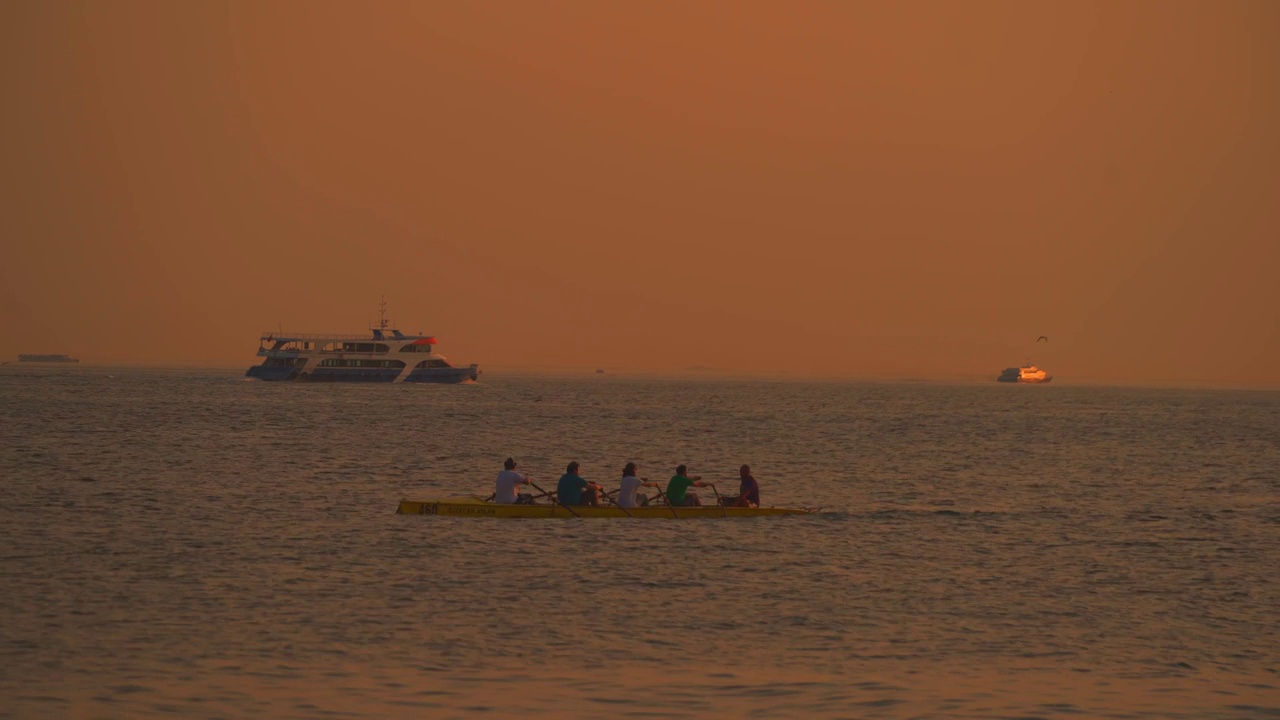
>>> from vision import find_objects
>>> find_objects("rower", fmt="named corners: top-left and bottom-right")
top-left (495, 457), bottom-right (533, 504)
top-left (557, 461), bottom-right (602, 507)
top-left (665, 464), bottom-right (708, 507)
top-left (720, 464), bottom-right (760, 508)
top-left (617, 462), bottom-right (660, 508)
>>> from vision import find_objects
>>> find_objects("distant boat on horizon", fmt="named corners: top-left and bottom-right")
top-left (997, 365), bottom-right (1052, 383)
top-left (18, 354), bottom-right (79, 363)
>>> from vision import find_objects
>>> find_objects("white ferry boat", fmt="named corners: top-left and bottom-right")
top-left (245, 302), bottom-right (478, 383)
top-left (997, 365), bottom-right (1052, 383)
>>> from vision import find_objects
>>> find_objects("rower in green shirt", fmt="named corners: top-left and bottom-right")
top-left (665, 464), bottom-right (708, 507)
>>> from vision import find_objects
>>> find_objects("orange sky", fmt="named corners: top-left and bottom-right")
top-left (2, 1), bottom-right (1277, 385)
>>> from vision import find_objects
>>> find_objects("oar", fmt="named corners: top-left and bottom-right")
top-left (652, 487), bottom-right (680, 519)
top-left (601, 488), bottom-right (633, 518)
top-left (528, 481), bottom-right (579, 518)
top-left (709, 483), bottom-right (727, 517)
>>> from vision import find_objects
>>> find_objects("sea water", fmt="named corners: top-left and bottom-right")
top-left (1, 368), bottom-right (1277, 719)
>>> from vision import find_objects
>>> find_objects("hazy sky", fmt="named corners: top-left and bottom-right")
top-left (2, 1), bottom-right (1277, 385)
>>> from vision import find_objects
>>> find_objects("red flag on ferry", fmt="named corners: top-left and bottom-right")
top-left (411, 337), bottom-right (438, 345)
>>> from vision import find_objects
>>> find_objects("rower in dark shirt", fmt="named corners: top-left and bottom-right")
top-left (722, 464), bottom-right (760, 508)
top-left (557, 461), bottom-right (602, 507)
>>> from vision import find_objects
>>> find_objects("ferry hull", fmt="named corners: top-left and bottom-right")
top-left (405, 367), bottom-right (479, 383)
top-left (245, 366), bottom-right (477, 383)
top-left (18, 354), bottom-right (79, 363)
top-left (245, 366), bottom-right (301, 381)
top-left (397, 497), bottom-right (816, 518)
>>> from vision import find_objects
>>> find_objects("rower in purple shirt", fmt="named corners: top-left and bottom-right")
top-left (722, 464), bottom-right (760, 508)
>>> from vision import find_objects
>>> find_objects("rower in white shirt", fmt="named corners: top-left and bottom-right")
top-left (494, 457), bottom-right (532, 504)
top-left (616, 462), bottom-right (660, 508)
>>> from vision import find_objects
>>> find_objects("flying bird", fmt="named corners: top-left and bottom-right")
top-left (1036, 336), bottom-right (1048, 342)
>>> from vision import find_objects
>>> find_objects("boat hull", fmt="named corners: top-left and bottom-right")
top-left (397, 497), bottom-right (816, 518)
top-left (404, 367), bottom-right (479, 383)
top-left (245, 366), bottom-right (477, 383)
top-left (18, 354), bottom-right (79, 363)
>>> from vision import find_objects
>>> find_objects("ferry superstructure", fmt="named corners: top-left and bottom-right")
top-left (997, 365), bottom-right (1052, 383)
top-left (245, 304), bottom-right (478, 383)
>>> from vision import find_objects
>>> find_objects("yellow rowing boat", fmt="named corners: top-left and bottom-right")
top-left (396, 496), bottom-right (816, 518)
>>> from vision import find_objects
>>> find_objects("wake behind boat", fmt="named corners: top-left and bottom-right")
top-left (397, 496), bottom-right (816, 518)
top-left (245, 300), bottom-right (478, 383)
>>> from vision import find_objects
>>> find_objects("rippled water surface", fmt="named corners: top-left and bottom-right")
top-left (2, 368), bottom-right (1278, 718)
